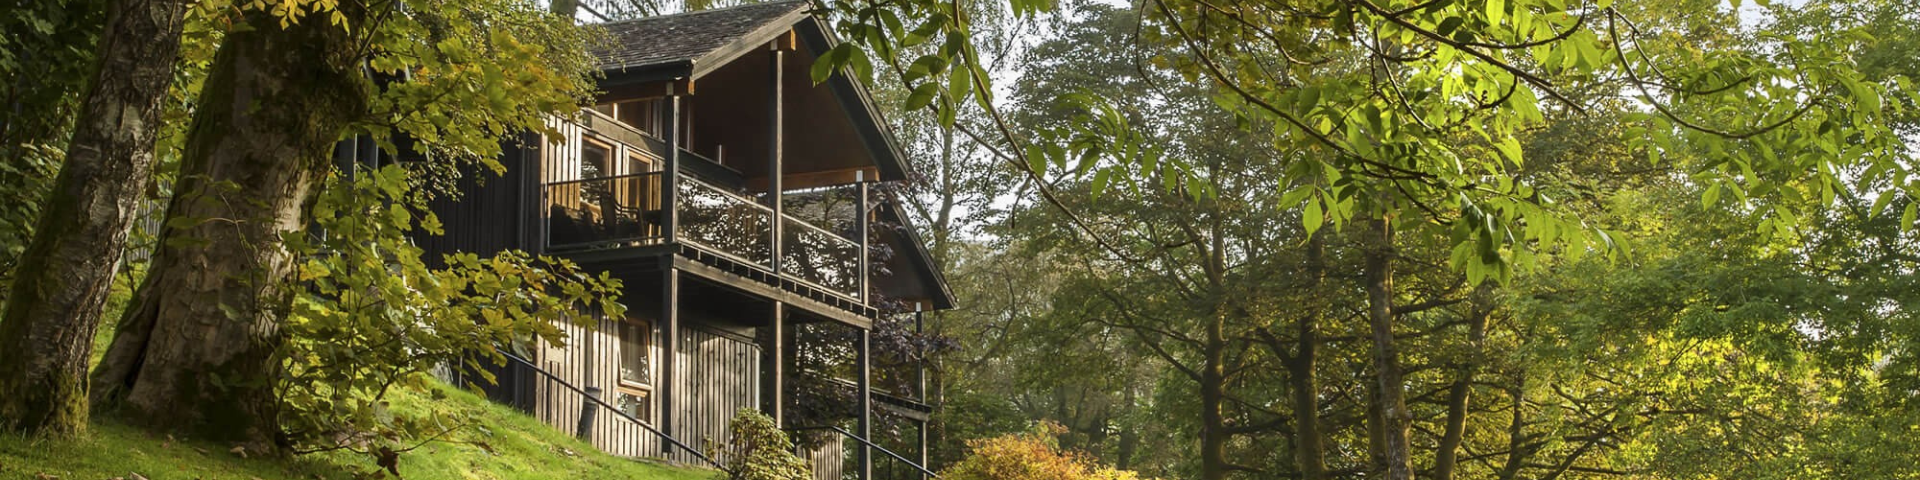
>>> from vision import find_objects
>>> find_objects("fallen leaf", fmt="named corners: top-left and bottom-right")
top-left (33, 473), bottom-right (58, 480)
top-left (192, 447), bottom-right (208, 455)
top-left (130, 473), bottom-right (149, 480)
top-left (230, 445), bottom-right (249, 459)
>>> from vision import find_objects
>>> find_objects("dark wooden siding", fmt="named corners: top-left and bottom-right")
top-left (414, 134), bottom-right (538, 264)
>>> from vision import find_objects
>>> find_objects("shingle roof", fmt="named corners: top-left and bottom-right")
top-left (594, 1), bottom-right (813, 72)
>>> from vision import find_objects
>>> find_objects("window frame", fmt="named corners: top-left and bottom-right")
top-left (615, 317), bottom-right (656, 425)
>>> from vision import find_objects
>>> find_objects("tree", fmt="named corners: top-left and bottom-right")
top-left (0, 0), bottom-right (188, 436)
top-left (92, 0), bottom-right (596, 451)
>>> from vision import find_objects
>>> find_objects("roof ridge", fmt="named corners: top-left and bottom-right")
top-left (593, 0), bottom-right (811, 27)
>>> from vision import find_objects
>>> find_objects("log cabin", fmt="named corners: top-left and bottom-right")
top-left (388, 2), bottom-right (955, 478)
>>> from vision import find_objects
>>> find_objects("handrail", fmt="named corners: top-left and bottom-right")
top-left (498, 352), bottom-right (727, 470)
top-left (545, 171), bottom-right (663, 187)
top-left (679, 175), bottom-right (772, 214)
top-left (785, 212), bottom-right (858, 245)
top-left (786, 425), bottom-right (939, 479)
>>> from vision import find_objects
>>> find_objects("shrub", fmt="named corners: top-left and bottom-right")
top-left (942, 423), bottom-right (1151, 480)
top-left (711, 408), bottom-right (812, 480)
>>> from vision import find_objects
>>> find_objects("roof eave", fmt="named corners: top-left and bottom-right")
top-left (880, 203), bottom-right (956, 310)
top-left (794, 16), bottom-right (914, 183)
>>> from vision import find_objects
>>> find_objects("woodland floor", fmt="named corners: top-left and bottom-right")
top-left (0, 382), bottom-right (718, 480)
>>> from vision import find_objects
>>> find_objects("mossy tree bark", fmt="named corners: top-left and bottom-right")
top-left (1433, 285), bottom-right (1495, 480)
top-left (0, 0), bottom-right (187, 437)
top-left (90, 8), bottom-right (368, 450)
top-left (1288, 231), bottom-right (1328, 480)
top-left (1363, 216), bottom-right (1413, 480)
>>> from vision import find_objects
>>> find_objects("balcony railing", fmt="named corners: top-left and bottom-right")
top-left (544, 171), bottom-right (865, 301)
top-left (546, 172), bottom-right (665, 250)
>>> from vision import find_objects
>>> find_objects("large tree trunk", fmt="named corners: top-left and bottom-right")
top-left (0, 0), bottom-right (187, 437)
top-left (1288, 231), bottom-right (1328, 480)
top-left (1198, 309), bottom-right (1229, 480)
top-left (1363, 217), bottom-right (1413, 480)
top-left (91, 9), bottom-right (367, 450)
top-left (1115, 385), bottom-right (1139, 471)
top-left (1433, 286), bottom-right (1496, 480)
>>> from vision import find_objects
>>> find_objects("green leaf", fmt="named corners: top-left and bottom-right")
top-left (1303, 197), bottom-right (1324, 234)
top-left (906, 82), bottom-right (940, 110)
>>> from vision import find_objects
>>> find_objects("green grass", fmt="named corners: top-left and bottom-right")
top-left (0, 384), bottom-right (719, 480)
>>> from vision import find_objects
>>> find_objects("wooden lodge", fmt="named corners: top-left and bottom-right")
top-left (405, 2), bottom-right (955, 478)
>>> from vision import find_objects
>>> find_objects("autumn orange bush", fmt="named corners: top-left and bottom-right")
top-left (941, 423), bottom-right (1148, 480)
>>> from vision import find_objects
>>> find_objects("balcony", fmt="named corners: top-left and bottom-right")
top-left (543, 170), bottom-right (866, 302)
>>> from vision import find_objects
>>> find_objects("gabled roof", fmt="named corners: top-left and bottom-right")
top-left (595, 1), bottom-right (813, 80)
top-left (589, 1), bottom-right (914, 183)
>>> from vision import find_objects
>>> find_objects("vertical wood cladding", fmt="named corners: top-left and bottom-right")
top-left (529, 309), bottom-right (764, 466)
top-left (412, 134), bottom-right (536, 266)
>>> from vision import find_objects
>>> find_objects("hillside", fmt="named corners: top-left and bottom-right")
top-left (0, 384), bottom-right (717, 480)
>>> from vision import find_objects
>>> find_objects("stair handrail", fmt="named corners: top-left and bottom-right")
top-left (785, 425), bottom-right (939, 479)
top-left (497, 352), bottom-right (726, 470)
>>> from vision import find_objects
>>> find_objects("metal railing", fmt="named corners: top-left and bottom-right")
top-left (676, 175), bottom-right (775, 267)
top-left (787, 425), bottom-right (939, 479)
top-left (781, 216), bottom-right (861, 298)
top-left (541, 169), bottom-right (867, 302)
top-left (497, 352), bottom-right (726, 470)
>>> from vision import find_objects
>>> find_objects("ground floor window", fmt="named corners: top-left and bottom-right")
top-left (616, 318), bottom-right (654, 423)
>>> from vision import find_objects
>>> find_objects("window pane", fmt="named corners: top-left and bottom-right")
top-left (581, 142), bottom-right (612, 179)
top-left (616, 389), bottom-right (650, 423)
top-left (617, 99), bottom-right (657, 134)
top-left (619, 321), bottom-right (651, 385)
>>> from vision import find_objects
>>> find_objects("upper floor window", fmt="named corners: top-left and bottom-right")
top-left (592, 98), bottom-right (664, 137)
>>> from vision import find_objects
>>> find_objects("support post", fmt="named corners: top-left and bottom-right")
top-left (914, 306), bottom-right (925, 399)
top-left (915, 306), bottom-right (929, 479)
top-left (768, 46), bottom-right (785, 272)
top-left (857, 327), bottom-right (873, 480)
top-left (856, 173), bottom-right (870, 303)
top-left (662, 84), bottom-right (682, 243)
top-left (660, 267), bottom-right (680, 454)
top-left (763, 301), bottom-right (785, 424)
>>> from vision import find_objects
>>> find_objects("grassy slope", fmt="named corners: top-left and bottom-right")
top-left (0, 384), bottom-right (718, 480)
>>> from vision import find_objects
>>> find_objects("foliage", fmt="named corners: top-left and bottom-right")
top-left (0, 0), bottom-right (105, 295)
top-left (279, 164), bottom-right (625, 460)
top-left (711, 408), bottom-right (811, 480)
top-left (941, 423), bottom-right (1151, 480)
top-left (1, 382), bottom-right (716, 480)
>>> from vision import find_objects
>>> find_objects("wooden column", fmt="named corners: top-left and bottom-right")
top-left (856, 173), bottom-right (870, 303)
top-left (857, 327), bottom-right (873, 480)
top-left (660, 266), bottom-right (680, 455)
top-left (662, 83), bottom-right (682, 243)
top-left (763, 301), bottom-right (785, 424)
top-left (660, 82), bottom-right (684, 456)
top-left (768, 45), bottom-right (785, 273)
top-left (915, 306), bottom-right (928, 479)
